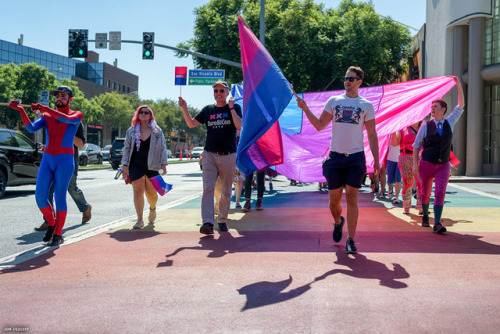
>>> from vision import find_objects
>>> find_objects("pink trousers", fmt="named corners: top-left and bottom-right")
top-left (418, 159), bottom-right (450, 206)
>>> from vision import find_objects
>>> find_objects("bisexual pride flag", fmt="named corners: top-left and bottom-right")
top-left (149, 175), bottom-right (173, 196)
top-left (236, 15), bottom-right (293, 176)
top-left (175, 66), bottom-right (187, 86)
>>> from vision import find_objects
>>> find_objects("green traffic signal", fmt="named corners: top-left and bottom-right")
top-left (142, 32), bottom-right (154, 59)
top-left (68, 29), bottom-right (88, 58)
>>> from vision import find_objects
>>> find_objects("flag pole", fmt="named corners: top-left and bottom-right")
top-left (238, 13), bottom-right (299, 100)
top-left (0, 102), bottom-right (32, 108)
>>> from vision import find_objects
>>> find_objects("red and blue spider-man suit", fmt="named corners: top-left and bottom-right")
top-left (10, 100), bottom-right (82, 245)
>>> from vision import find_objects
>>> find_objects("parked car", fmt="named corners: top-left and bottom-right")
top-left (102, 144), bottom-right (112, 161)
top-left (166, 149), bottom-right (172, 159)
top-left (79, 143), bottom-right (103, 166)
top-left (0, 128), bottom-right (43, 198)
top-left (110, 138), bottom-right (125, 170)
top-left (175, 149), bottom-right (188, 158)
top-left (191, 146), bottom-right (204, 159)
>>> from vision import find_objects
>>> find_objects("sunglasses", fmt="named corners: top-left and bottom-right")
top-left (138, 110), bottom-right (150, 115)
top-left (213, 89), bottom-right (226, 93)
top-left (344, 76), bottom-right (360, 82)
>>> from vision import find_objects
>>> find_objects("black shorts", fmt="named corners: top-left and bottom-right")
top-left (322, 151), bottom-right (366, 190)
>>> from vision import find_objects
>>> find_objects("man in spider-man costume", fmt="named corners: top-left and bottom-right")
top-left (10, 86), bottom-right (83, 246)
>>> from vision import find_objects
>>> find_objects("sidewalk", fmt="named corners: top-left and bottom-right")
top-left (1, 178), bottom-right (499, 333)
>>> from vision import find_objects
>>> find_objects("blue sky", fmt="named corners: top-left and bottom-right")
top-left (0, 0), bottom-right (426, 110)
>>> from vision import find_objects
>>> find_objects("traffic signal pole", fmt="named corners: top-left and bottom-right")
top-left (88, 38), bottom-right (242, 68)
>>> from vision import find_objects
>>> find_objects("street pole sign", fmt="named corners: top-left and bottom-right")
top-left (39, 90), bottom-right (50, 106)
top-left (109, 31), bottom-right (121, 50)
top-left (95, 33), bottom-right (107, 49)
top-left (188, 69), bottom-right (225, 85)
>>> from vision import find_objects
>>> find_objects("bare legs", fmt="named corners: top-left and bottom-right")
top-left (131, 176), bottom-right (158, 222)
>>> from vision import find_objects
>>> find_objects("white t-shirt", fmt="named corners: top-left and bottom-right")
top-left (324, 94), bottom-right (375, 154)
top-left (387, 134), bottom-right (400, 162)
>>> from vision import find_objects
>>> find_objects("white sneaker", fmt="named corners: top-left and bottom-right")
top-left (393, 198), bottom-right (401, 205)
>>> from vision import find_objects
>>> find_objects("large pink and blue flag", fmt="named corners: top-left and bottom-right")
top-left (236, 15), bottom-right (293, 176)
top-left (275, 76), bottom-right (458, 182)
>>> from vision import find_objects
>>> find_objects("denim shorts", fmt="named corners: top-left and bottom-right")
top-left (322, 151), bottom-right (366, 190)
top-left (386, 160), bottom-right (402, 184)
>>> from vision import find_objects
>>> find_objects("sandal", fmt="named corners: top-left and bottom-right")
top-left (148, 207), bottom-right (156, 223)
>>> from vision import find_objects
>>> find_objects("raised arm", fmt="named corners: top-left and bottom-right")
top-left (228, 97), bottom-right (242, 130)
top-left (454, 77), bottom-right (465, 109)
top-left (178, 97), bottom-right (200, 128)
top-left (9, 100), bottom-right (44, 133)
top-left (31, 103), bottom-right (82, 125)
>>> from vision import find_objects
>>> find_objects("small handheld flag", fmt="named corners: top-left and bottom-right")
top-left (149, 175), bottom-right (173, 196)
top-left (175, 66), bottom-right (188, 96)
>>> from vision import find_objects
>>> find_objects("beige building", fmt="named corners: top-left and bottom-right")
top-left (412, 0), bottom-right (499, 176)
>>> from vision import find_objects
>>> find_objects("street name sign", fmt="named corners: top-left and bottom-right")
top-left (188, 70), bottom-right (225, 85)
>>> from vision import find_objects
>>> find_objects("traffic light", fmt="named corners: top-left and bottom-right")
top-left (142, 32), bottom-right (154, 59)
top-left (68, 29), bottom-right (88, 58)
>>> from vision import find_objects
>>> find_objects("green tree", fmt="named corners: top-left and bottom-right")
top-left (177, 0), bottom-right (412, 92)
top-left (0, 62), bottom-right (58, 130)
top-left (91, 92), bottom-right (134, 132)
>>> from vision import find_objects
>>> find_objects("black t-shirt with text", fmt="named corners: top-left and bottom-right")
top-left (195, 104), bottom-right (242, 153)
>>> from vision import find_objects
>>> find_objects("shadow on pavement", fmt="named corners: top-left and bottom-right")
top-left (237, 247), bottom-right (409, 311)
top-left (0, 250), bottom-right (56, 275)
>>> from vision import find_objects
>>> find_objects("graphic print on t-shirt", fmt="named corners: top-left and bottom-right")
top-left (334, 105), bottom-right (363, 124)
top-left (208, 112), bottom-right (231, 129)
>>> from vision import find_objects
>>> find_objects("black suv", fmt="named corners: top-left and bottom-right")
top-left (0, 129), bottom-right (43, 198)
top-left (110, 138), bottom-right (125, 170)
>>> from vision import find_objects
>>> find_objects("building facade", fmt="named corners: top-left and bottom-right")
top-left (0, 39), bottom-right (138, 147)
top-left (421, 0), bottom-right (500, 176)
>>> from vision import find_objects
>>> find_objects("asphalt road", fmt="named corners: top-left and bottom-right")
top-left (0, 161), bottom-right (204, 260)
top-left (1, 161), bottom-right (498, 263)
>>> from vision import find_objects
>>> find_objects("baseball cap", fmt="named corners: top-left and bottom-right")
top-left (212, 80), bottom-right (229, 89)
top-left (50, 86), bottom-right (73, 98)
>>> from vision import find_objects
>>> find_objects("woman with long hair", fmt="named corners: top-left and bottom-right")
top-left (121, 105), bottom-right (168, 229)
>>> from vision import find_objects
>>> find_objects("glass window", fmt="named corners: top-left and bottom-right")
top-left (0, 130), bottom-right (16, 147)
top-left (13, 133), bottom-right (34, 149)
top-left (8, 42), bottom-right (16, 53)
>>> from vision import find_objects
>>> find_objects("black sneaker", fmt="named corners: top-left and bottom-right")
top-left (200, 222), bottom-right (214, 235)
top-left (433, 223), bottom-right (447, 234)
top-left (48, 234), bottom-right (64, 246)
top-left (243, 200), bottom-right (251, 212)
top-left (346, 238), bottom-right (357, 254)
top-left (422, 216), bottom-right (430, 227)
top-left (218, 222), bottom-right (228, 232)
top-left (332, 216), bottom-right (345, 243)
top-left (42, 225), bottom-right (55, 242)
top-left (256, 199), bottom-right (263, 210)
